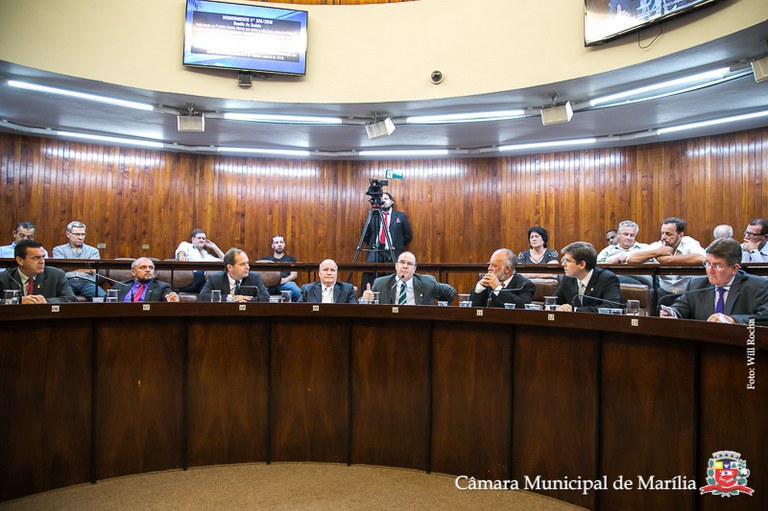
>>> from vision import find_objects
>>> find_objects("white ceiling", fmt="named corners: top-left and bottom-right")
top-left (1, 20), bottom-right (767, 159)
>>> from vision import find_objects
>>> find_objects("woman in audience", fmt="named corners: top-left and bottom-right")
top-left (517, 226), bottom-right (559, 264)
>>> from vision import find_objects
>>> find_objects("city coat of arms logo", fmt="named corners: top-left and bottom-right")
top-left (699, 450), bottom-right (754, 497)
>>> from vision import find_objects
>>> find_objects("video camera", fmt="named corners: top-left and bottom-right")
top-left (365, 178), bottom-right (389, 208)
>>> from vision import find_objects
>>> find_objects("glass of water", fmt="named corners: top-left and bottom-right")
top-left (280, 290), bottom-right (292, 303)
top-left (3, 289), bottom-right (20, 304)
top-left (625, 300), bottom-right (640, 316)
top-left (458, 293), bottom-right (471, 307)
top-left (106, 289), bottom-right (119, 303)
top-left (210, 289), bottom-right (222, 302)
top-left (544, 296), bottom-right (557, 311)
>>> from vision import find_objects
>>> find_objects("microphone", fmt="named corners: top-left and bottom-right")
top-left (570, 293), bottom-right (624, 309)
top-left (486, 285), bottom-right (526, 308)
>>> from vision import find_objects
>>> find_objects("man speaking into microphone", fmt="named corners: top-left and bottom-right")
top-left (470, 248), bottom-right (534, 308)
top-left (661, 238), bottom-right (768, 324)
top-left (555, 242), bottom-right (621, 313)
top-left (114, 257), bottom-right (180, 302)
top-left (361, 251), bottom-right (455, 305)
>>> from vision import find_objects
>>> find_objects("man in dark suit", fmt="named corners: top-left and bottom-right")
top-left (114, 257), bottom-right (179, 302)
top-left (199, 248), bottom-right (270, 302)
top-left (0, 240), bottom-right (76, 303)
top-left (555, 241), bottom-right (621, 313)
top-left (470, 248), bottom-right (535, 308)
top-left (363, 192), bottom-right (413, 263)
top-left (662, 238), bottom-right (768, 324)
top-left (302, 259), bottom-right (357, 304)
top-left (362, 251), bottom-right (456, 305)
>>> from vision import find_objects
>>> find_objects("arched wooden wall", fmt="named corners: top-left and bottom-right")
top-left (1, 128), bottom-right (766, 267)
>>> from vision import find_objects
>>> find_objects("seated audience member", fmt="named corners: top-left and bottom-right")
top-left (199, 248), bottom-right (269, 303)
top-left (52, 221), bottom-right (106, 300)
top-left (470, 248), bottom-right (534, 308)
top-left (302, 259), bottom-right (357, 304)
top-left (114, 257), bottom-right (180, 302)
top-left (0, 222), bottom-right (49, 265)
top-left (741, 218), bottom-right (768, 263)
top-left (661, 238), bottom-right (768, 324)
top-left (0, 240), bottom-right (76, 303)
top-left (604, 229), bottom-right (618, 248)
top-left (627, 217), bottom-right (706, 296)
top-left (517, 226), bottom-right (559, 265)
top-left (260, 235), bottom-right (302, 302)
top-left (712, 224), bottom-right (734, 239)
top-left (597, 220), bottom-right (650, 285)
top-left (174, 228), bottom-right (225, 293)
top-left (555, 241), bottom-right (621, 312)
top-left (362, 251), bottom-right (456, 305)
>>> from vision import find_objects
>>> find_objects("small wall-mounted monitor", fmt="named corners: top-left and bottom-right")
top-left (182, 0), bottom-right (308, 76)
top-left (585, 0), bottom-right (720, 46)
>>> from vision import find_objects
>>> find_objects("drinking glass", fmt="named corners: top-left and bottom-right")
top-left (280, 290), bottom-right (292, 303)
top-left (544, 296), bottom-right (557, 311)
top-left (106, 289), bottom-right (119, 303)
top-left (370, 291), bottom-right (380, 305)
top-left (625, 300), bottom-right (640, 316)
top-left (210, 290), bottom-right (222, 302)
top-left (3, 289), bottom-right (20, 305)
top-left (458, 293), bottom-right (471, 307)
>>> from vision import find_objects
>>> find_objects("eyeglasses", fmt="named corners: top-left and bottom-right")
top-left (68, 231), bottom-right (86, 237)
top-left (703, 261), bottom-right (731, 271)
top-left (743, 230), bottom-right (765, 238)
top-left (397, 260), bottom-right (416, 267)
top-left (561, 257), bottom-right (575, 264)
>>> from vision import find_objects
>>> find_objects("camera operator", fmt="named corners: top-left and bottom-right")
top-left (360, 185), bottom-right (412, 291)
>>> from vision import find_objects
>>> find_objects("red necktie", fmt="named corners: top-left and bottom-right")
top-left (27, 278), bottom-right (34, 296)
top-left (133, 283), bottom-right (145, 302)
top-left (379, 212), bottom-right (389, 244)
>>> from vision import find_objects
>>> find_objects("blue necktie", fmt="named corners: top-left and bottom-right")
top-left (398, 283), bottom-right (407, 305)
top-left (715, 287), bottom-right (725, 314)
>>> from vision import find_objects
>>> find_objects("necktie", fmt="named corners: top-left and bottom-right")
top-left (234, 280), bottom-right (241, 295)
top-left (715, 287), bottom-right (725, 314)
top-left (133, 283), bottom-right (145, 302)
top-left (379, 212), bottom-right (389, 244)
top-left (398, 282), bottom-right (407, 305)
top-left (579, 282), bottom-right (586, 306)
top-left (27, 278), bottom-right (34, 296)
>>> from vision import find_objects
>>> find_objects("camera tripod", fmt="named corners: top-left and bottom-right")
top-left (349, 207), bottom-right (396, 284)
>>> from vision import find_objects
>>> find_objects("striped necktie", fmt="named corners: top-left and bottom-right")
top-left (398, 282), bottom-right (407, 305)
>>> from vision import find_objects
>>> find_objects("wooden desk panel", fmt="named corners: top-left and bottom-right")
top-left (0, 304), bottom-right (764, 510)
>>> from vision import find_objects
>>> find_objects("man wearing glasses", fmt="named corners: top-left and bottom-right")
top-left (555, 242), bottom-right (621, 313)
top-left (661, 238), bottom-right (768, 324)
top-left (361, 251), bottom-right (456, 305)
top-left (741, 218), bottom-right (768, 263)
top-left (52, 221), bottom-right (106, 300)
top-left (0, 221), bottom-right (49, 268)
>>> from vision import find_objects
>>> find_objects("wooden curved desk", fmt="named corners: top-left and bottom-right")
top-left (1, 304), bottom-right (764, 510)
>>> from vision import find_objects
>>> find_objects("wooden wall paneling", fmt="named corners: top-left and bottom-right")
top-left (698, 343), bottom-right (767, 511)
top-left (269, 318), bottom-right (350, 463)
top-left (598, 335), bottom-right (696, 511)
top-left (0, 322), bottom-right (92, 501)
top-left (350, 319), bottom-right (430, 470)
top-left (511, 326), bottom-right (598, 510)
top-left (186, 319), bottom-right (270, 467)
top-left (430, 322), bottom-right (511, 479)
top-left (1, 128), bottom-right (766, 268)
top-left (94, 319), bottom-right (185, 479)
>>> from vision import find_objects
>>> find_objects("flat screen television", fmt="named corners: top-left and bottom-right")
top-left (585, 0), bottom-right (721, 46)
top-left (183, 0), bottom-right (308, 76)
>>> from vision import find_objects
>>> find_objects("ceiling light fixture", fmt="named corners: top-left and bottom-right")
top-left (365, 117), bottom-right (396, 139)
top-left (223, 112), bottom-right (342, 125)
top-left (359, 149), bottom-right (450, 157)
top-left (217, 147), bottom-right (311, 157)
top-left (656, 109), bottom-right (768, 135)
top-left (589, 67), bottom-right (733, 107)
top-left (406, 109), bottom-right (525, 124)
top-left (9, 80), bottom-right (155, 111)
top-left (540, 102), bottom-right (573, 126)
top-left (57, 131), bottom-right (164, 148)
top-left (498, 138), bottom-right (597, 152)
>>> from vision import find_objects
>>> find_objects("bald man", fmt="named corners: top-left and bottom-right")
top-left (301, 259), bottom-right (357, 303)
top-left (114, 257), bottom-right (180, 302)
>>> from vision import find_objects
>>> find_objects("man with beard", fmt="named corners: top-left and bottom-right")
top-left (361, 192), bottom-right (412, 290)
top-left (361, 251), bottom-right (455, 305)
top-left (470, 248), bottom-right (534, 308)
top-left (114, 257), bottom-right (179, 302)
top-left (260, 234), bottom-right (302, 302)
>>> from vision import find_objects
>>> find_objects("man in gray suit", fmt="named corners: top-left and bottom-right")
top-left (302, 259), bottom-right (357, 304)
top-left (662, 238), bottom-right (768, 324)
top-left (0, 240), bottom-right (76, 303)
top-left (362, 251), bottom-right (456, 305)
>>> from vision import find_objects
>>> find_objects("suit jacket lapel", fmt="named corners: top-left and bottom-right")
top-left (332, 283), bottom-right (342, 303)
top-left (412, 275), bottom-right (424, 305)
top-left (723, 274), bottom-right (744, 315)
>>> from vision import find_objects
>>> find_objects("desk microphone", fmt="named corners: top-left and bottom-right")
top-left (570, 293), bottom-right (624, 309)
top-left (486, 285), bottom-right (526, 308)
